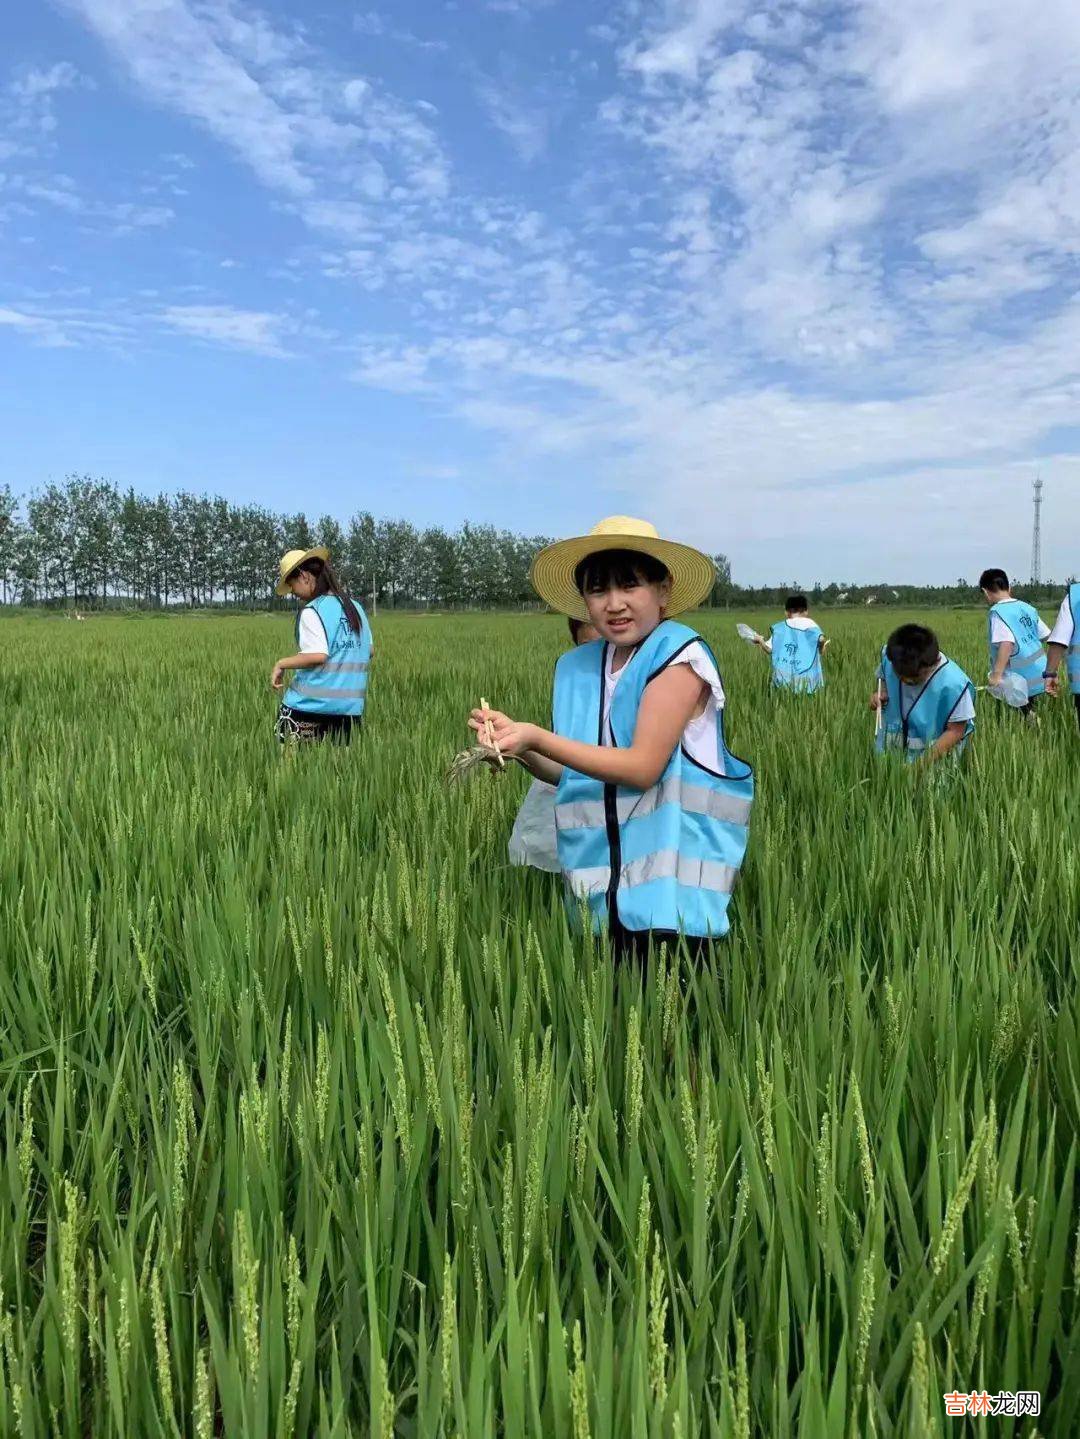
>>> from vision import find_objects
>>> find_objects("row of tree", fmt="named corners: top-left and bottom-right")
top-left (0, 478), bottom-right (565, 610)
top-left (0, 477), bottom-right (1068, 612)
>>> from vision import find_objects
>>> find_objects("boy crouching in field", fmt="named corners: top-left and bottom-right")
top-left (870, 623), bottom-right (975, 764)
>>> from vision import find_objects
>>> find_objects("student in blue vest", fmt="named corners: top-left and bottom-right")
top-left (271, 547), bottom-right (372, 744)
top-left (1043, 582), bottom-right (1080, 730)
top-left (469, 516), bottom-right (754, 963)
top-left (753, 593), bottom-right (826, 691)
top-left (508, 616), bottom-right (600, 873)
top-left (979, 568), bottom-right (1049, 721)
top-left (869, 623), bottom-right (975, 763)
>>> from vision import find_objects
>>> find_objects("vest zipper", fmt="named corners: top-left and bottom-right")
top-left (598, 642), bottom-right (622, 929)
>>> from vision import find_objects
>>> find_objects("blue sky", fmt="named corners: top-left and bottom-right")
top-left (2, 0), bottom-right (1079, 583)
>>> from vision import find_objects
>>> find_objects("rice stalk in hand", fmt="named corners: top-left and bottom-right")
top-left (446, 745), bottom-right (521, 785)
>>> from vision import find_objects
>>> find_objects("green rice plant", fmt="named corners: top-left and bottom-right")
top-left (0, 607), bottom-right (1076, 1435)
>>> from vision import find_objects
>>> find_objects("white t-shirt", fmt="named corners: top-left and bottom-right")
top-left (602, 641), bottom-right (726, 774)
top-left (1048, 593), bottom-right (1075, 648)
top-left (762, 614), bottom-right (824, 653)
top-left (989, 611), bottom-right (1051, 646)
top-left (895, 655), bottom-right (975, 724)
top-left (298, 606), bottom-right (329, 654)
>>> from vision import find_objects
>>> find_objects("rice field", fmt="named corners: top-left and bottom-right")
top-left (0, 607), bottom-right (1077, 1437)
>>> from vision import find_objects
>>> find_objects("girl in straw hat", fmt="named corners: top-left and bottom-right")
top-left (469, 516), bottom-right (753, 961)
top-left (272, 548), bottom-right (372, 744)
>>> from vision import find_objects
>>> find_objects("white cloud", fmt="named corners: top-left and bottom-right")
top-left (19, 175), bottom-right (174, 233)
top-left (8, 62), bottom-right (84, 100)
top-left (63, 0), bottom-right (450, 199)
top-left (158, 303), bottom-right (295, 355)
top-left (0, 306), bottom-right (75, 346)
top-left (627, 0), bottom-right (746, 80)
top-left (476, 79), bottom-right (549, 162)
top-left (350, 346), bottom-right (433, 392)
top-left (354, 10), bottom-right (448, 51)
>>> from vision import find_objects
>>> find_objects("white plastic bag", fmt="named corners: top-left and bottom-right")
top-left (985, 672), bottom-right (1028, 709)
top-left (508, 780), bottom-right (561, 873)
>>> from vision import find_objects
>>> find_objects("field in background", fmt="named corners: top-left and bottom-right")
top-left (1, 609), bottom-right (1077, 1436)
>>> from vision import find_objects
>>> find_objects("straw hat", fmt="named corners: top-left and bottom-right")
top-left (275, 546), bottom-right (329, 596)
top-left (530, 516), bottom-right (716, 622)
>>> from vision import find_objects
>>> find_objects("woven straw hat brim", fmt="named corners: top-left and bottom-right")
top-left (275, 546), bottom-right (330, 596)
top-left (530, 532), bottom-right (716, 622)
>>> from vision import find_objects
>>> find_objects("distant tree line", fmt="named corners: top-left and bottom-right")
top-left (0, 476), bottom-right (1069, 612)
top-left (0, 476), bottom-right (561, 611)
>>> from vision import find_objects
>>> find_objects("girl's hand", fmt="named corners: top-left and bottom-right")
top-left (271, 662), bottom-right (286, 690)
top-left (869, 690), bottom-right (884, 710)
top-left (468, 708), bottom-right (538, 757)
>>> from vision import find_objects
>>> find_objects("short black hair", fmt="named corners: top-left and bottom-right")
top-left (979, 568), bottom-right (1009, 592)
top-left (574, 547), bottom-right (670, 596)
top-left (567, 616), bottom-right (584, 642)
top-left (785, 593), bottom-right (808, 613)
top-left (886, 623), bottom-right (940, 679)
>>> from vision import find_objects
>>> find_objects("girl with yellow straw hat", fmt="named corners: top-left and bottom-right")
top-left (469, 516), bottom-right (754, 962)
top-left (271, 547), bottom-right (372, 744)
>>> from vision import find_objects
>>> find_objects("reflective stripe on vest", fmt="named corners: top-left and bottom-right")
top-left (555, 775), bottom-right (753, 832)
top-left (552, 620), bottom-right (754, 938)
top-left (283, 595), bottom-right (372, 716)
top-left (989, 600), bottom-right (1047, 697)
top-left (565, 851), bottom-right (742, 901)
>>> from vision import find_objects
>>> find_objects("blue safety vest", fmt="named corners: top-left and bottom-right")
top-left (876, 651), bottom-right (974, 762)
top-left (1066, 584), bottom-right (1080, 696)
top-left (770, 620), bottom-right (823, 692)
top-left (283, 594), bottom-right (371, 716)
top-left (988, 599), bottom-right (1046, 698)
top-left (552, 620), bottom-right (754, 939)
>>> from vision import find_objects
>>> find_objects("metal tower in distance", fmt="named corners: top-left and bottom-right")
top-left (1031, 475), bottom-right (1043, 585)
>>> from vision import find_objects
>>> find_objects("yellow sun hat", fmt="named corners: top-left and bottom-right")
top-left (275, 546), bottom-right (330, 596)
top-left (529, 516), bottom-right (717, 622)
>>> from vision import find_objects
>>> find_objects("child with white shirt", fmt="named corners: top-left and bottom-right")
top-left (470, 516), bottom-right (753, 963)
top-left (870, 623), bottom-right (975, 764)
top-left (271, 547), bottom-right (372, 744)
top-left (979, 568), bottom-right (1049, 721)
top-left (1043, 582), bottom-right (1080, 729)
top-left (754, 593), bottom-right (826, 692)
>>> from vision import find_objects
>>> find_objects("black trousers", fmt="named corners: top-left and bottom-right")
top-left (276, 704), bottom-right (359, 745)
top-left (609, 914), bottom-right (717, 966)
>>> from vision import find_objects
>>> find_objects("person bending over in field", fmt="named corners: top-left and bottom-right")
top-left (469, 516), bottom-right (754, 964)
top-left (507, 616), bottom-right (600, 873)
top-left (979, 568), bottom-right (1049, 724)
top-left (271, 547), bottom-right (372, 745)
top-left (870, 623), bottom-right (974, 765)
top-left (1043, 580), bottom-right (1080, 728)
top-left (752, 592), bottom-right (827, 692)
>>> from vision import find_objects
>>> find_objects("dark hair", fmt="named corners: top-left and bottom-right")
top-left (574, 548), bottom-right (670, 596)
top-left (785, 593), bottom-right (808, 613)
top-left (979, 567), bottom-right (1009, 592)
top-left (568, 616), bottom-right (584, 642)
top-left (295, 556), bottom-right (362, 634)
top-left (886, 623), bottom-right (939, 679)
